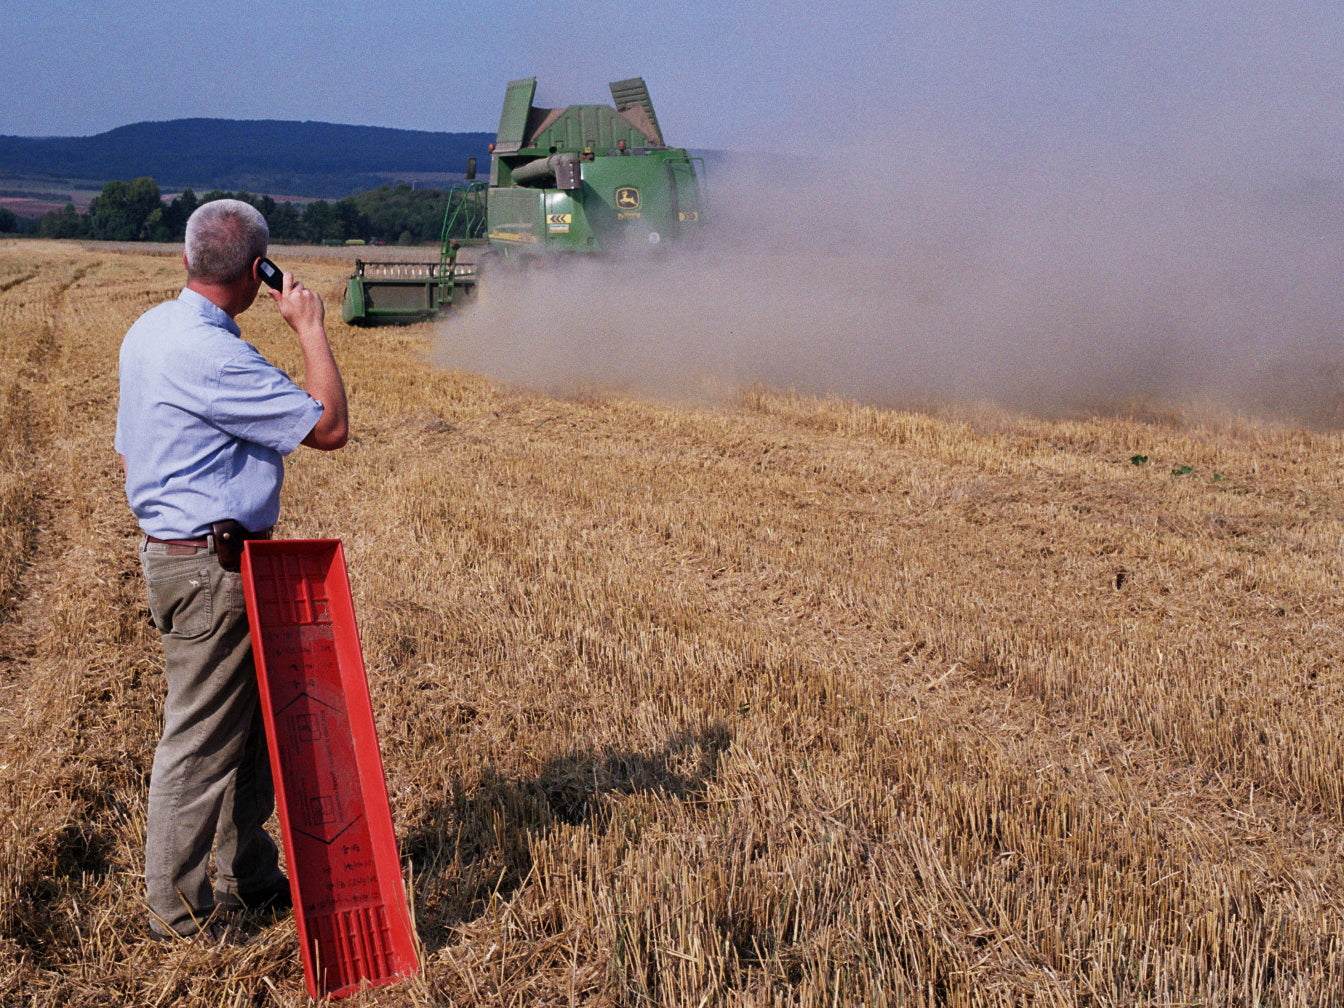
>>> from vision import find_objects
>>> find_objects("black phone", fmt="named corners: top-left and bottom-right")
top-left (257, 257), bottom-right (283, 290)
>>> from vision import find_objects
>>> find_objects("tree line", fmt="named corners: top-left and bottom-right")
top-left (16, 178), bottom-right (474, 246)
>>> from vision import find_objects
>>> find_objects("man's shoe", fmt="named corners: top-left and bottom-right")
top-left (215, 878), bottom-right (293, 916)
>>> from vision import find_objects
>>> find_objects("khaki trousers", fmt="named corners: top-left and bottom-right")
top-left (140, 539), bottom-right (284, 937)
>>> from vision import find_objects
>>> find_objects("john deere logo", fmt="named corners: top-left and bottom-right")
top-left (615, 187), bottom-right (640, 210)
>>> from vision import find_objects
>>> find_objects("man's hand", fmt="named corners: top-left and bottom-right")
top-left (270, 272), bottom-right (326, 337)
top-left (269, 271), bottom-right (348, 451)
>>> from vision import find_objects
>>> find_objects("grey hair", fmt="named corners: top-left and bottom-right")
top-left (184, 199), bottom-right (268, 284)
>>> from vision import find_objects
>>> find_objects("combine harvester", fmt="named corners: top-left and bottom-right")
top-left (342, 76), bottom-right (706, 326)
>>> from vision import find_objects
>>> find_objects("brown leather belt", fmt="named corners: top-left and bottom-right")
top-left (145, 529), bottom-right (272, 556)
top-left (145, 534), bottom-right (209, 555)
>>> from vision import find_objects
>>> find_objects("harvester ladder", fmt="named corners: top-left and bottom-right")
top-left (438, 181), bottom-right (488, 282)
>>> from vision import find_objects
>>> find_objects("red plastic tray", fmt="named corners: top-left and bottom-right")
top-left (241, 539), bottom-right (419, 999)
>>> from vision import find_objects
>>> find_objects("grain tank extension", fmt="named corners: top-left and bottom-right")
top-left (342, 76), bottom-right (705, 325)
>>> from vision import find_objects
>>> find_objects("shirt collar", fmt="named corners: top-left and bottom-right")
top-left (178, 287), bottom-right (241, 337)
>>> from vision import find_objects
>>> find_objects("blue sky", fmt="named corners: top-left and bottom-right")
top-left (7, 1), bottom-right (1343, 172)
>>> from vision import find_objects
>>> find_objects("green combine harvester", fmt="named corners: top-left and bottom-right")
top-left (342, 76), bottom-right (706, 326)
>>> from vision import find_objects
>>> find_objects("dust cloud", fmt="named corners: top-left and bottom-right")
top-left (434, 138), bottom-right (1344, 427)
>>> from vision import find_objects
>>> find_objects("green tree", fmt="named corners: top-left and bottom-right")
top-left (35, 203), bottom-right (84, 239)
top-left (334, 198), bottom-right (367, 242)
top-left (162, 189), bottom-right (199, 238)
top-left (22, 180), bottom-right (466, 246)
top-left (347, 184), bottom-right (450, 244)
top-left (300, 200), bottom-right (342, 243)
top-left (86, 178), bottom-right (163, 241)
top-left (267, 201), bottom-right (303, 244)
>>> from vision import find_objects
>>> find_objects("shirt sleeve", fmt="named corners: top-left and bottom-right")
top-left (209, 345), bottom-right (325, 456)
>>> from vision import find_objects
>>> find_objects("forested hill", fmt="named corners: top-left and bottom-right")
top-left (0, 119), bottom-right (494, 198)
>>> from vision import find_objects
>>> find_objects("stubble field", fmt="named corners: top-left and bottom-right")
top-left (1, 239), bottom-right (1343, 1005)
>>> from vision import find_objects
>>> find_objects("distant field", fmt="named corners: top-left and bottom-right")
top-left (2, 239), bottom-right (1344, 1005)
top-left (0, 178), bottom-right (102, 217)
top-left (0, 196), bottom-right (84, 218)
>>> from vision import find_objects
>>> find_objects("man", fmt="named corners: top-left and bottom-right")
top-left (116, 198), bottom-right (348, 940)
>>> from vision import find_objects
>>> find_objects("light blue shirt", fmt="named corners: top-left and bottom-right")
top-left (116, 288), bottom-right (323, 539)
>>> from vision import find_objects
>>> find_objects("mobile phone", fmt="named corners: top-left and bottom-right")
top-left (257, 256), bottom-right (283, 290)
